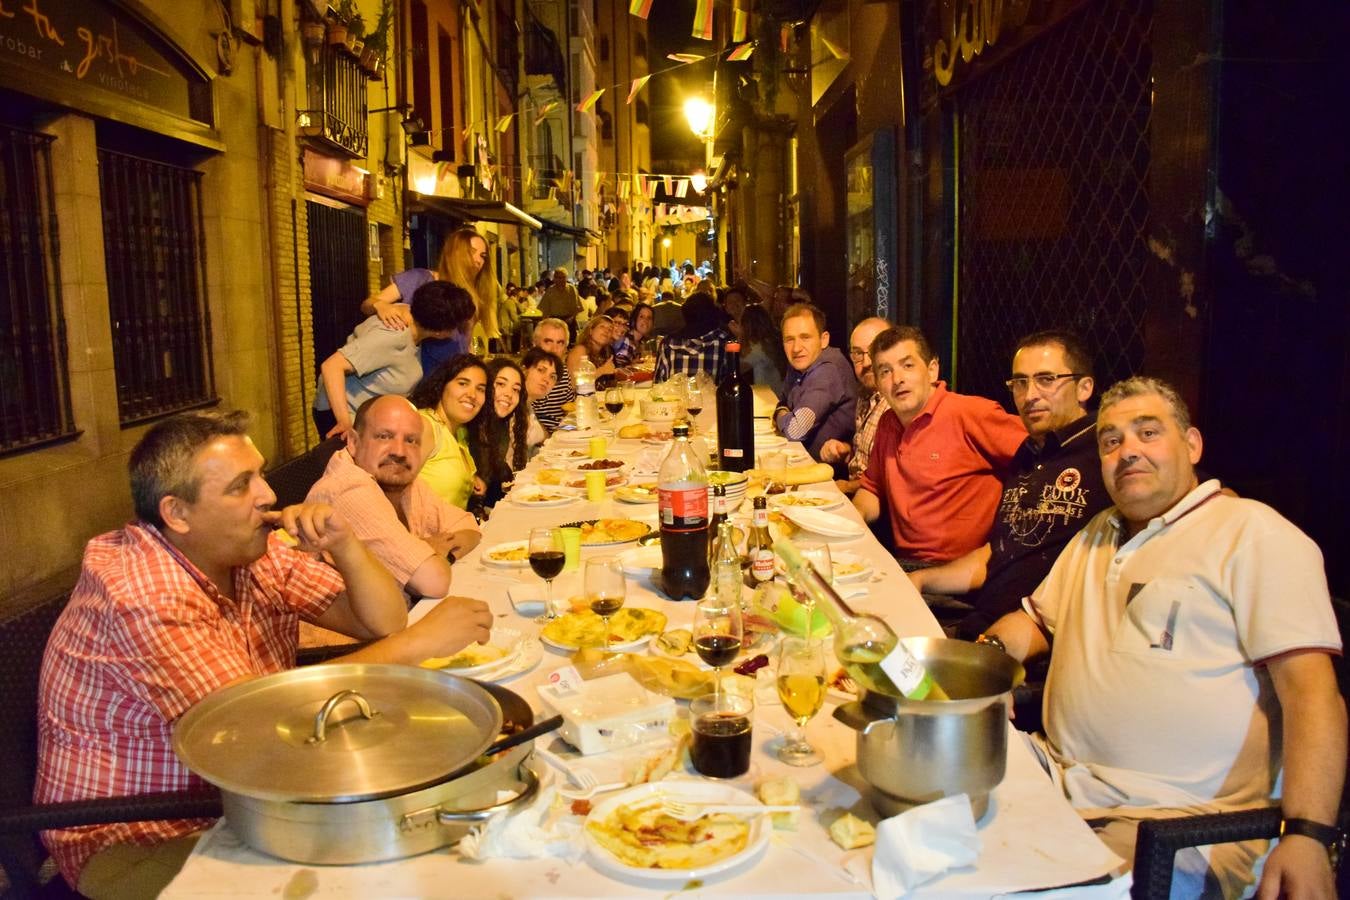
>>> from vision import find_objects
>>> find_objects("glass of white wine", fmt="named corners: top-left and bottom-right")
top-left (775, 635), bottom-right (827, 766)
top-left (584, 556), bottom-right (626, 649)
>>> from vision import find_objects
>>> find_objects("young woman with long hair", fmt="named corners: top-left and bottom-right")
top-left (360, 227), bottom-right (500, 370)
top-left (407, 354), bottom-right (488, 510)
top-left (737, 303), bottom-right (787, 396)
top-left (520, 346), bottom-right (560, 451)
top-left (470, 357), bottom-right (530, 507)
top-left (566, 314), bottom-right (617, 379)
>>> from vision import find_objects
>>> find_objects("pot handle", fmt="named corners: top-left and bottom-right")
top-left (434, 766), bottom-right (541, 825)
top-left (307, 689), bottom-right (380, 744)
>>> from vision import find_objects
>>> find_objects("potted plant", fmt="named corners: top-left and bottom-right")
top-left (327, 0), bottom-right (354, 45)
top-left (361, 0), bottom-right (392, 78)
top-left (347, 12), bottom-right (364, 55)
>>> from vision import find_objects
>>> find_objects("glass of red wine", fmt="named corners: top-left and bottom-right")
top-left (528, 527), bottom-right (566, 619)
top-left (584, 556), bottom-right (626, 649)
top-left (604, 388), bottom-right (625, 420)
top-left (693, 593), bottom-right (743, 700)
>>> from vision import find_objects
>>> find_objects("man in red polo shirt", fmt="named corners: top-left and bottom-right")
top-left (854, 326), bottom-right (1026, 571)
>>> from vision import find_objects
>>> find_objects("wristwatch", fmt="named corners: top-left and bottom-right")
top-left (975, 633), bottom-right (1007, 655)
top-left (1280, 817), bottom-right (1340, 847)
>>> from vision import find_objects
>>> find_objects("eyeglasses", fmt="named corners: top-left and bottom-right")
top-left (1005, 372), bottom-right (1083, 393)
top-left (848, 349), bottom-right (871, 362)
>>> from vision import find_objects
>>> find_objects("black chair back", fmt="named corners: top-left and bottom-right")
top-left (265, 436), bottom-right (344, 508)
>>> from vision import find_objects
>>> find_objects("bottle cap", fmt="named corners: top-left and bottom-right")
top-left (672, 422), bottom-right (690, 437)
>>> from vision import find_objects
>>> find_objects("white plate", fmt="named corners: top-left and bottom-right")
top-left (774, 550), bottom-right (873, 584)
top-left (752, 419), bottom-right (774, 434)
top-left (539, 631), bottom-right (653, 653)
top-left (540, 447), bottom-right (590, 463)
top-left (480, 540), bottom-right (530, 568)
top-left (780, 506), bottom-right (866, 538)
top-left (420, 626), bottom-right (527, 679)
top-left (510, 487), bottom-right (580, 507)
top-left (560, 519), bottom-right (652, 547)
top-left (767, 490), bottom-right (844, 512)
top-left (614, 483), bottom-right (659, 504)
top-left (755, 434), bottom-right (787, 449)
top-left (617, 544), bottom-right (663, 575)
top-left (554, 428), bottom-right (613, 446)
top-left (476, 638), bottom-right (544, 683)
top-left (584, 781), bottom-right (770, 884)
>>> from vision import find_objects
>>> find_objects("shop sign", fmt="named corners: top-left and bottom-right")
top-left (303, 148), bottom-right (370, 206)
top-left (929, 0), bottom-right (1085, 88)
top-left (0, 0), bottom-right (203, 122)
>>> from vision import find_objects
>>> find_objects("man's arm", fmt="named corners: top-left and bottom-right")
top-left (1254, 650), bottom-right (1346, 900)
top-left (404, 551), bottom-right (454, 599)
top-left (909, 544), bottom-right (992, 596)
top-left (425, 529), bottom-right (482, 562)
top-left (335, 597), bottom-right (494, 666)
top-left (853, 487), bottom-right (881, 524)
top-left (984, 609), bottom-right (1051, 663)
top-left (819, 438), bottom-right (851, 465)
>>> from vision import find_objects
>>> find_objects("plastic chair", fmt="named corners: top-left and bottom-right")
top-left (264, 436), bottom-right (344, 509)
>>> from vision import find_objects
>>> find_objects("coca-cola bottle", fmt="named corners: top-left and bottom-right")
top-left (715, 342), bottom-right (755, 472)
top-left (658, 422), bottom-right (710, 600)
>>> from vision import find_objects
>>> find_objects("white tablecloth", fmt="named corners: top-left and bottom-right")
top-left (163, 426), bottom-right (1126, 899)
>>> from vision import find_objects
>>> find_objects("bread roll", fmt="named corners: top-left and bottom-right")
top-left (828, 812), bottom-right (876, 850)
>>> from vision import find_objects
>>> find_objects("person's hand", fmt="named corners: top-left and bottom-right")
top-left (443, 528), bottom-right (481, 560)
top-left (819, 439), bottom-right (851, 464)
top-left (324, 418), bottom-right (354, 440)
top-left (471, 476), bottom-right (487, 497)
top-left (263, 504), bottom-right (353, 554)
top-left (373, 298), bottom-right (414, 330)
top-left (906, 567), bottom-right (928, 594)
top-left (414, 596), bottom-right (493, 656)
top-left (1255, 835), bottom-right (1336, 900)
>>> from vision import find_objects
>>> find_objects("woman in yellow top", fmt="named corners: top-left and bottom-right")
top-left (407, 354), bottom-right (488, 510)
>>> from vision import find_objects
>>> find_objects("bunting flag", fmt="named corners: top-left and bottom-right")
top-left (593, 170), bottom-right (604, 191)
top-left (727, 42), bottom-right (755, 62)
top-left (674, 178), bottom-right (690, 198)
top-left (656, 203), bottom-right (667, 219)
top-left (495, 115), bottom-right (512, 133)
top-left (633, 172), bottom-right (643, 196)
top-left (618, 180), bottom-right (630, 199)
top-left (667, 52), bottom-right (703, 64)
top-left (575, 89), bottom-right (604, 112)
top-left (663, 175), bottom-right (673, 195)
top-left (820, 35), bottom-right (849, 60)
top-left (547, 186), bottom-right (557, 203)
top-left (462, 123), bottom-right (475, 140)
top-left (626, 75), bottom-right (651, 105)
top-left (645, 176), bottom-right (659, 199)
top-left (732, 6), bottom-right (748, 41)
top-left (533, 100), bottom-right (558, 126)
top-left (780, 23), bottom-right (792, 51)
top-left (691, 0), bottom-right (714, 40)
top-left (628, 0), bottom-right (654, 19)
top-left (524, 167), bottom-right (535, 194)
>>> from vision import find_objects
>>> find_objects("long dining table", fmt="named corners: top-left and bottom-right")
top-left (162, 404), bottom-right (1129, 899)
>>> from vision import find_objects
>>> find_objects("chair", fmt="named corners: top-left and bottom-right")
top-left (264, 436), bottom-right (344, 509)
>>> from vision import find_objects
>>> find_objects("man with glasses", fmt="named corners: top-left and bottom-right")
top-left (909, 330), bottom-right (1108, 638)
top-left (819, 317), bottom-right (891, 495)
top-left (854, 326), bottom-right (1025, 573)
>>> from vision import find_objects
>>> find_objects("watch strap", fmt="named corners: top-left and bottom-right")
top-left (1279, 817), bottom-right (1340, 847)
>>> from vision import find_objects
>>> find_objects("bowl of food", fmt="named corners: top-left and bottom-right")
top-left (640, 397), bottom-right (682, 423)
top-left (708, 470), bottom-right (749, 509)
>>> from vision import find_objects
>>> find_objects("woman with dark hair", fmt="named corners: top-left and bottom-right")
top-left (470, 358), bottom-right (530, 507)
top-left (360, 227), bottom-right (500, 370)
top-left (407, 354), bottom-right (488, 509)
top-left (566, 314), bottom-right (617, 379)
top-left (738, 303), bottom-right (787, 396)
top-left (613, 302), bottom-right (652, 366)
top-left (520, 347), bottom-right (560, 451)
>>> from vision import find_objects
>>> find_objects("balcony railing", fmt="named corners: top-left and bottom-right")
top-left (302, 43), bottom-right (369, 158)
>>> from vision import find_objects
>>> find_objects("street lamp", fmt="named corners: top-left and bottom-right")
top-left (661, 236), bottom-right (672, 250)
top-left (683, 97), bottom-right (714, 140)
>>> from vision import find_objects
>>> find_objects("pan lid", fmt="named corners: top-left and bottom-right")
top-left (172, 663), bottom-right (503, 803)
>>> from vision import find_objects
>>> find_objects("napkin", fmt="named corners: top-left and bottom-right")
top-left (457, 783), bottom-right (585, 862)
top-left (871, 793), bottom-right (981, 897)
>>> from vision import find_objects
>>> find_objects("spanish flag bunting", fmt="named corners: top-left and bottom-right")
top-left (626, 75), bottom-right (651, 105)
top-left (663, 175), bottom-right (673, 195)
top-left (645, 176), bottom-right (659, 198)
top-left (576, 89), bottom-right (604, 113)
top-left (533, 100), bottom-right (558, 126)
top-left (820, 35), bottom-right (849, 60)
top-left (628, 0), bottom-right (653, 19)
top-left (732, 6), bottom-right (748, 41)
top-left (667, 52), bottom-right (703, 64)
top-left (727, 42), bottom-right (754, 62)
top-left (619, 180), bottom-right (630, 199)
top-left (495, 115), bottom-right (512, 133)
top-left (692, 0), bottom-right (713, 40)
top-left (674, 178), bottom-right (690, 198)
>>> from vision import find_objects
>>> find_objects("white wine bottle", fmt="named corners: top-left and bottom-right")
top-left (774, 537), bottom-right (949, 701)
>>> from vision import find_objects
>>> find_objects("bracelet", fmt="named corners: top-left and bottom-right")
top-left (445, 550), bottom-right (457, 565)
top-left (1279, 817), bottom-right (1340, 848)
top-left (975, 633), bottom-right (1007, 655)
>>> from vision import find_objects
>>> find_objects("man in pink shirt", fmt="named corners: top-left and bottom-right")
top-left (854, 326), bottom-right (1026, 568)
top-left (307, 395), bottom-right (481, 599)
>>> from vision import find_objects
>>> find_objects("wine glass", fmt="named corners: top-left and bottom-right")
top-left (800, 542), bottom-right (834, 587)
top-left (685, 380), bottom-right (705, 440)
top-left (620, 381), bottom-right (637, 411)
top-left (585, 557), bottom-right (626, 649)
top-left (528, 527), bottom-right (565, 619)
top-left (775, 636), bottom-right (827, 766)
top-left (693, 595), bottom-right (743, 700)
top-left (604, 387), bottom-right (625, 420)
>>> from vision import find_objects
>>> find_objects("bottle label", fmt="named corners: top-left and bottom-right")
top-left (750, 549), bottom-right (775, 582)
top-left (722, 448), bottom-right (744, 458)
top-left (659, 486), bottom-right (708, 530)
top-left (751, 509), bottom-right (769, 528)
top-left (879, 641), bottom-right (931, 698)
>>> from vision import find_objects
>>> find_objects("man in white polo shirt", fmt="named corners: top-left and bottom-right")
top-left (985, 376), bottom-right (1345, 898)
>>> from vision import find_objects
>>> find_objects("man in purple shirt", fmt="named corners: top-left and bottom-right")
top-left (774, 303), bottom-right (858, 462)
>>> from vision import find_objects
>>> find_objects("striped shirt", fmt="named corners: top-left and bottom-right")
top-left (531, 362), bottom-right (574, 431)
top-left (35, 524), bottom-right (344, 887)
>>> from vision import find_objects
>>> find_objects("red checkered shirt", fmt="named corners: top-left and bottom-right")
top-left (34, 522), bottom-right (345, 887)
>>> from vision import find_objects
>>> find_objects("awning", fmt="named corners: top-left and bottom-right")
top-left (410, 194), bottom-right (542, 230)
top-left (538, 219), bottom-right (603, 245)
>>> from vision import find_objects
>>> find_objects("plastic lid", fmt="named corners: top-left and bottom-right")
top-left (672, 422), bottom-right (690, 436)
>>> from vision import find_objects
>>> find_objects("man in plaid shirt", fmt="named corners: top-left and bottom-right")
top-left (654, 292), bottom-right (734, 385)
top-left (34, 411), bottom-right (493, 897)
top-left (819, 317), bottom-right (891, 494)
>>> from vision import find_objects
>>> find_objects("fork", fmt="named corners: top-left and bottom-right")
top-left (532, 747), bottom-right (628, 799)
top-left (660, 799), bottom-right (800, 821)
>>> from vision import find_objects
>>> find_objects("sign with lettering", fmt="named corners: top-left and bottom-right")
top-left (927, 0), bottom-right (1084, 89)
top-left (0, 0), bottom-right (209, 126)
top-left (303, 148), bottom-right (370, 207)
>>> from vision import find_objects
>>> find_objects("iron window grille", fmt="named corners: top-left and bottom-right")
top-left (301, 43), bottom-right (370, 159)
top-left (98, 148), bottom-right (216, 425)
top-left (0, 125), bottom-right (76, 455)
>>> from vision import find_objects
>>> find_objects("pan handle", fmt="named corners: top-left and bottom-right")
top-left (434, 766), bottom-right (541, 825)
top-left (307, 689), bottom-right (379, 744)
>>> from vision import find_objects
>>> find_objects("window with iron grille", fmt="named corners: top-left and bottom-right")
top-left (0, 125), bottom-right (75, 455)
top-left (98, 148), bottom-right (215, 425)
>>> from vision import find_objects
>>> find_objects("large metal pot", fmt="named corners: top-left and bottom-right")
top-left (173, 664), bottom-right (546, 864)
top-left (833, 638), bottom-right (1024, 820)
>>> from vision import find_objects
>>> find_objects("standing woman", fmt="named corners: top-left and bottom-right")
top-left (362, 227), bottom-right (500, 371)
top-left (407, 354), bottom-right (488, 510)
top-left (470, 358), bottom-right (530, 507)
